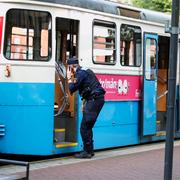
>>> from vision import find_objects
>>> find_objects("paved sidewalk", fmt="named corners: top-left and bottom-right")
top-left (1, 141), bottom-right (180, 180)
top-left (27, 146), bottom-right (180, 180)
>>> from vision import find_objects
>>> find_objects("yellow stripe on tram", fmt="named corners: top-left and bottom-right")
top-left (56, 142), bottom-right (78, 148)
top-left (54, 129), bottom-right (65, 133)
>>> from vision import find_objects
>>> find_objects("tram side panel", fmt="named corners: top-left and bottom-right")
top-left (0, 7), bottom-right (55, 155)
top-left (92, 74), bottom-right (141, 149)
top-left (0, 82), bottom-right (54, 155)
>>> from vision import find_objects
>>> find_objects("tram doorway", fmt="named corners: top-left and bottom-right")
top-left (141, 34), bottom-right (169, 137)
top-left (156, 36), bottom-right (170, 133)
top-left (54, 17), bottom-right (79, 148)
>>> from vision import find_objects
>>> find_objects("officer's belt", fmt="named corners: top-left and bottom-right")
top-left (85, 94), bottom-right (104, 101)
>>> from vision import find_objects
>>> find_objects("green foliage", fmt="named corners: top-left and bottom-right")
top-left (132, 0), bottom-right (172, 12)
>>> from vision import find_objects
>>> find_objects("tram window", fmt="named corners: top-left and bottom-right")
top-left (120, 24), bottom-right (141, 66)
top-left (145, 38), bottom-right (157, 80)
top-left (93, 20), bottom-right (116, 64)
top-left (4, 9), bottom-right (51, 61)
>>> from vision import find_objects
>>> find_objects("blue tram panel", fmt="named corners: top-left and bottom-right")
top-left (0, 83), bottom-right (55, 155)
top-left (143, 81), bottom-right (157, 135)
top-left (94, 101), bottom-right (139, 149)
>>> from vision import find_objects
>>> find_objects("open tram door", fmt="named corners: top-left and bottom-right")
top-left (54, 17), bottom-right (79, 149)
top-left (141, 33), bottom-right (158, 136)
top-left (142, 33), bottom-right (170, 138)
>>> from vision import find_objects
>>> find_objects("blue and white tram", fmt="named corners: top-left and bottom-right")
top-left (0, 0), bottom-right (179, 155)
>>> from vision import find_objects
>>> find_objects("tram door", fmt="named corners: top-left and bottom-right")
top-left (142, 33), bottom-right (158, 136)
top-left (54, 17), bottom-right (79, 147)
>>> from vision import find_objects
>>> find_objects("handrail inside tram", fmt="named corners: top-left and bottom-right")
top-left (157, 90), bottom-right (168, 100)
top-left (54, 62), bottom-right (69, 116)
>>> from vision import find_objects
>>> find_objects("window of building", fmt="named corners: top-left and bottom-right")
top-left (4, 9), bottom-right (51, 61)
top-left (120, 24), bottom-right (141, 66)
top-left (93, 20), bottom-right (116, 64)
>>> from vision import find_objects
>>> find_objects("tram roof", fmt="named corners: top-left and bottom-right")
top-left (34, 0), bottom-right (119, 14)
top-left (33, 0), bottom-right (170, 24)
top-left (4, 0), bottom-right (171, 24)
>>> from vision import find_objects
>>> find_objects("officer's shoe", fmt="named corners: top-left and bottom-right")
top-left (74, 151), bottom-right (92, 159)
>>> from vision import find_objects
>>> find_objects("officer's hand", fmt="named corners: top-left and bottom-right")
top-left (67, 67), bottom-right (72, 80)
top-left (81, 104), bottom-right (84, 112)
top-left (81, 99), bottom-right (85, 112)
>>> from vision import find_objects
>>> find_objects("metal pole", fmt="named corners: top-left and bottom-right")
top-left (0, 159), bottom-right (30, 180)
top-left (164, 0), bottom-right (179, 180)
top-left (26, 163), bottom-right (30, 180)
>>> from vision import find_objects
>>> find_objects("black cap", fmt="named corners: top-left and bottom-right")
top-left (67, 57), bottom-right (79, 65)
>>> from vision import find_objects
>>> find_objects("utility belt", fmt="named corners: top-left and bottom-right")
top-left (81, 87), bottom-right (92, 100)
top-left (81, 86), bottom-right (105, 101)
top-left (83, 93), bottom-right (104, 101)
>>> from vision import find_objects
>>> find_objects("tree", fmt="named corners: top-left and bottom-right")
top-left (132, 0), bottom-right (171, 12)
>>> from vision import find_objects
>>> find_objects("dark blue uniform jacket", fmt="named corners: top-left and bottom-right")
top-left (69, 67), bottom-right (105, 99)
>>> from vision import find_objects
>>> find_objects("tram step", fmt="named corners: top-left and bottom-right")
top-left (156, 131), bottom-right (166, 136)
top-left (54, 128), bottom-right (65, 133)
top-left (54, 128), bottom-right (65, 143)
top-left (156, 120), bottom-right (161, 124)
top-left (55, 142), bottom-right (78, 148)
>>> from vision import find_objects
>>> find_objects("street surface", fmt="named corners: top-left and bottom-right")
top-left (1, 141), bottom-right (180, 180)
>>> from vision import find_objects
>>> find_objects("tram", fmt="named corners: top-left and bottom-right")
top-left (0, 0), bottom-right (179, 155)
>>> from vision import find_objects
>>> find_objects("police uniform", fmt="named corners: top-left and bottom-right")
top-left (67, 58), bottom-right (105, 158)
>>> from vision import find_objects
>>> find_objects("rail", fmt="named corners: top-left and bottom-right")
top-left (0, 159), bottom-right (30, 180)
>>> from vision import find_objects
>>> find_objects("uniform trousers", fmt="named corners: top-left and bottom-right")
top-left (80, 96), bottom-right (104, 154)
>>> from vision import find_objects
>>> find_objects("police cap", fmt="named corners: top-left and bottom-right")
top-left (67, 57), bottom-right (79, 65)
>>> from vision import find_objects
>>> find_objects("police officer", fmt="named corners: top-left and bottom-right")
top-left (67, 57), bottom-right (105, 158)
